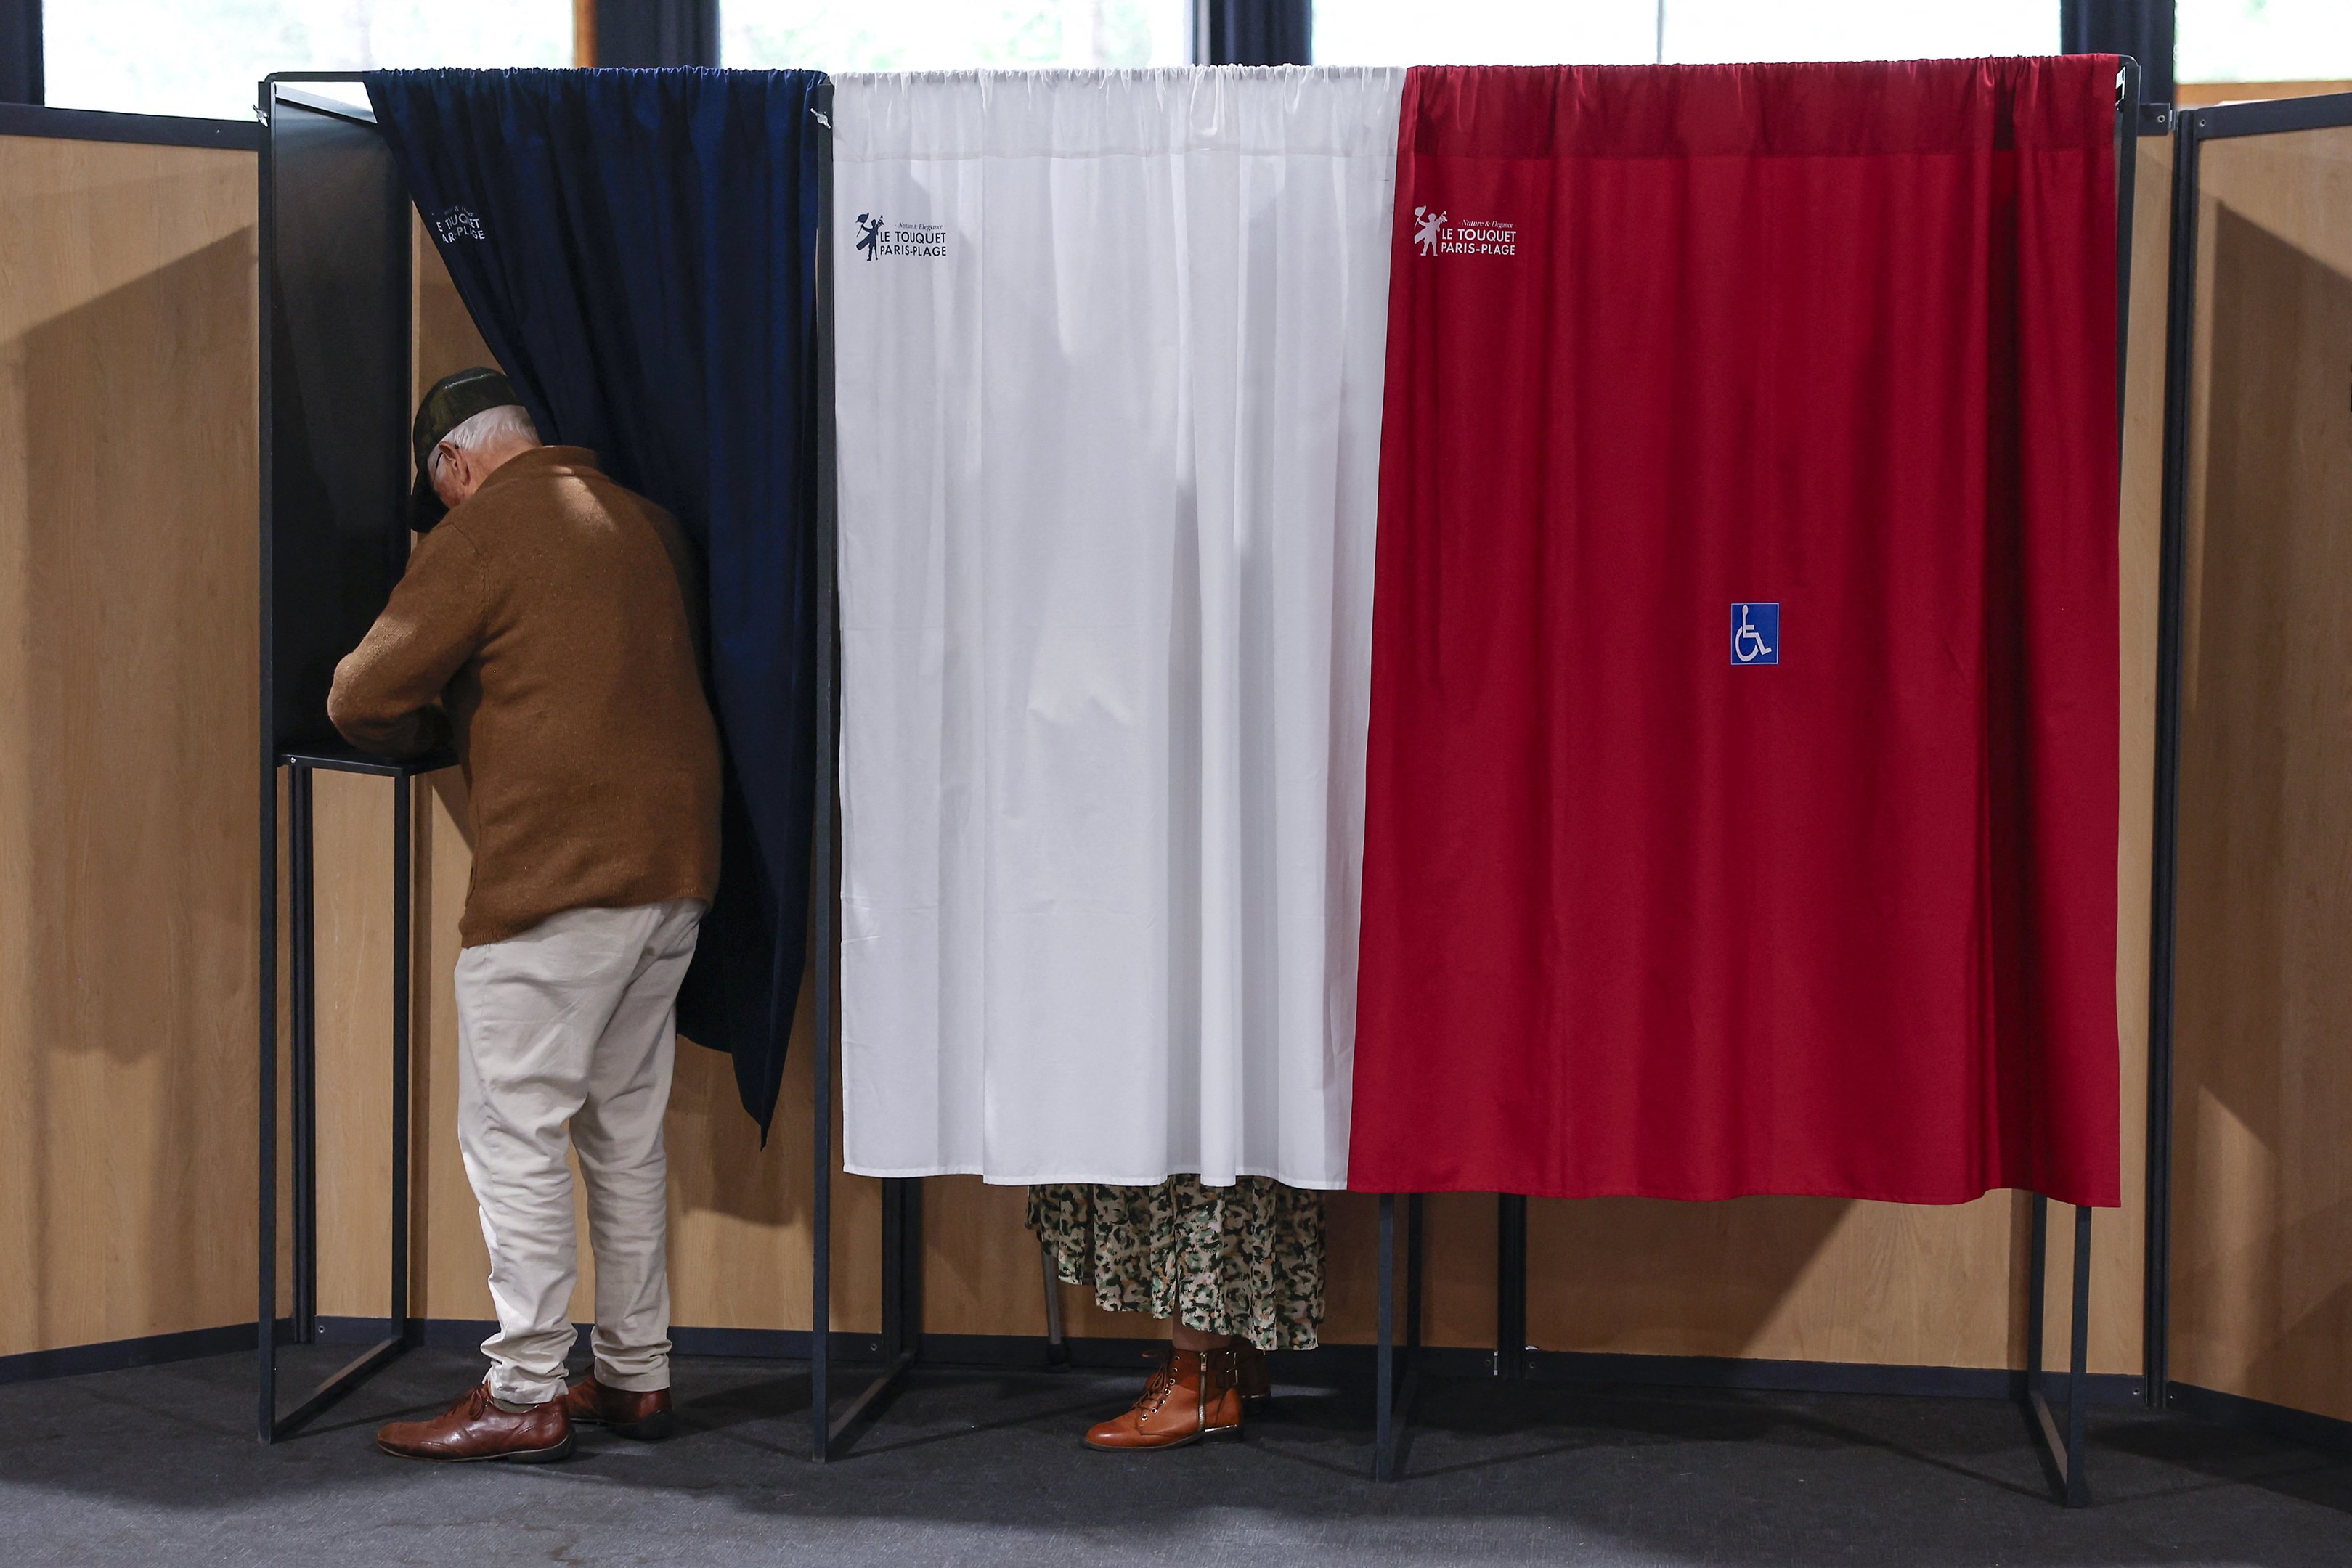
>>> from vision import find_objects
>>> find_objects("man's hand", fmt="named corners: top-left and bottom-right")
top-left (327, 526), bottom-right (488, 759)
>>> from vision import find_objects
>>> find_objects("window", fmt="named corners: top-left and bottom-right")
top-left (1660, 0), bottom-right (2054, 64)
top-left (2178, 0), bottom-right (2352, 86)
top-left (44, 1), bottom-right (574, 122)
top-left (1317, 0), bottom-right (2056, 68)
top-left (1315, 0), bottom-right (1655, 65)
top-left (723, 1), bottom-right (1193, 71)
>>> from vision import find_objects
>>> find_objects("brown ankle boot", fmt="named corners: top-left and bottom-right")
top-left (1083, 1348), bottom-right (1243, 1451)
top-left (1234, 1340), bottom-right (1271, 1402)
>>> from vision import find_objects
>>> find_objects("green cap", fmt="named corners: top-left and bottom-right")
top-left (410, 367), bottom-right (522, 531)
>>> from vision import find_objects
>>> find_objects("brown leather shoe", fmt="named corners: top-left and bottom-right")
top-left (1083, 1348), bottom-right (1243, 1452)
top-left (1234, 1340), bottom-right (1271, 1402)
top-left (376, 1382), bottom-right (573, 1463)
top-left (562, 1374), bottom-right (676, 1440)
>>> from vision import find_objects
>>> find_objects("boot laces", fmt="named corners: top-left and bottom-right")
top-left (1133, 1355), bottom-right (1179, 1416)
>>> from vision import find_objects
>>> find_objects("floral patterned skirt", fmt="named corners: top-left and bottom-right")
top-left (1026, 1177), bottom-right (1326, 1351)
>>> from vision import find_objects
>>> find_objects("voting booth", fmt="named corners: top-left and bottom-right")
top-left (248, 70), bottom-right (876, 1454)
top-left (30, 55), bottom-right (2352, 1516)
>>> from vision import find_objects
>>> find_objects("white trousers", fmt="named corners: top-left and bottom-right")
top-left (453, 899), bottom-right (702, 1406)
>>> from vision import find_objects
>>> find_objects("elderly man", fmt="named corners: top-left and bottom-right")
top-left (330, 367), bottom-right (722, 1463)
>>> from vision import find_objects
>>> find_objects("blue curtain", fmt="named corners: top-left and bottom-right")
top-left (366, 68), bottom-right (827, 1135)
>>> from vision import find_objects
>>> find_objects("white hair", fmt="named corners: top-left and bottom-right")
top-left (432, 403), bottom-right (541, 481)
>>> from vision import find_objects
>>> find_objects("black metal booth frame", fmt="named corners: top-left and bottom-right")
top-left (248, 72), bottom-right (932, 1455)
top-left (257, 75), bottom-right (444, 1442)
top-left (805, 81), bottom-right (934, 1464)
top-left (250, 61), bottom-right (2224, 1504)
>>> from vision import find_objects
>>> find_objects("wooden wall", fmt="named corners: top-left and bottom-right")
top-left (2168, 121), bottom-right (2352, 1424)
top-left (312, 155), bottom-right (2173, 1375)
top-left (0, 134), bottom-right (259, 1357)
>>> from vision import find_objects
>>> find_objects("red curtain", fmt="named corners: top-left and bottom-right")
top-left (1351, 59), bottom-right (2123, 1206)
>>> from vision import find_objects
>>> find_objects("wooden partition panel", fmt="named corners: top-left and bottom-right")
top-left (2170, 120), bottom-right (2352, 1424)
top-left (1518, 133), bottom-right (2171, 1376)
top-left (0, 135), bottom-right (259, 1357)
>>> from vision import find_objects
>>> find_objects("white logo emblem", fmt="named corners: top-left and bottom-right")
top-left (1414, 206), bottom-right (1517, 258)
top-left (1412, 205), bottom-right (1446, 256)
top-left (432, 208), bottom-right (485, 243)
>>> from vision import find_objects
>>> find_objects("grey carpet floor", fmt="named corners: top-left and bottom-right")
top-left (2, 1347), bottom-right (2350, 1566)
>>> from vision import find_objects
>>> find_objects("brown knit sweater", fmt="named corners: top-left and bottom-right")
top-left (327, 445), bottom-right (722, 947)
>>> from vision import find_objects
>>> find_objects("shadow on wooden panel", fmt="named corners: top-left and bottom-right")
top-left (313, 770), bottom-right (395, 1314)
top-left (408, 769), bottom-right (471, 1318)
top-left (10, 228), bottom-right (259, 1355)
top-left (2172, 190), bottom-right (2352, 1420)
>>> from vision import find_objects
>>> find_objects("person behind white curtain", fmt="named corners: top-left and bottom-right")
top-left (832, 65), bottom-right (1400, 1449)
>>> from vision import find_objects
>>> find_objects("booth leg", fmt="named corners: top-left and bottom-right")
top-left (882, 1177), bottom-right (922, 1362)
top-left (1497, 1193), bottom-right (1528, 1381)
top-left (388, 777), bottom-right (414, 1349)
top-left (1375, 1192), bottom-right (1396, 1481)
top-left (810, 945), bottom-right (831, 1462)
top-left (289, 762), bottom-right (317, 1346)
top-left (1407, 1193), bottom-right (1425, 1357)
top-left (822, 1180), bottom-right (922, 1461)
top-left (2024, 1196), bottom-right (2096, 1508)
top-left (257, 762), bottom-right (280, 1442)
top-left (1375, 1193), bottom-right (1423, 1482)
top-left (2066, 1206), bottom-right (2094, 1508)
top-left (262, 763), bottom-right (418, 1441)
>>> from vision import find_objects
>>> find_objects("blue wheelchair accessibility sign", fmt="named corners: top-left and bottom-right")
top-left (1731, 602), bottom-right (1779, 666)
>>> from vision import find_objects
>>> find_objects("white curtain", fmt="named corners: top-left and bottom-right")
top-left (834, 67), bottom-right (1401, 1188)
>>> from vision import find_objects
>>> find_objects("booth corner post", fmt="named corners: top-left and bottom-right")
top-left (256, 73), bottom-right (441, 1443)
top-left (2009, 57), bottom-right (2147, 1511)
top-left (808, 75), bottom-right (927, 1467)
top-left (2145, 84), bottom-right (2204, 1432)
top-left (2135, 59), bottom-right (2188, 1424)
